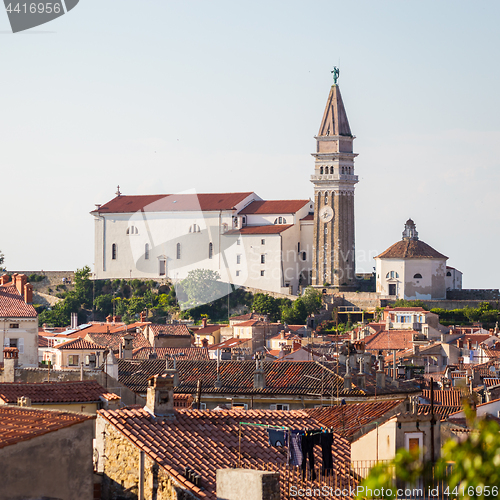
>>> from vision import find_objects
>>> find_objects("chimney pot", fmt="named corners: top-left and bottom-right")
top-left (202, 317), bottom-right (207, 328)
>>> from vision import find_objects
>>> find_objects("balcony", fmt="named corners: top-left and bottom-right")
top-left (310, 174), bottom-right (358, 182)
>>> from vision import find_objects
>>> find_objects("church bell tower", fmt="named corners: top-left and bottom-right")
top-left (311, 69), bottom-right (358, 287)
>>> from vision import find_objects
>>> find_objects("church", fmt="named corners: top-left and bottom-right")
top-left (91, 74), bottom-right (359, 295)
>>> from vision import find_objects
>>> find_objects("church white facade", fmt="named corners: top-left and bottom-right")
top-left (92, 191), bottom-right (314, 295)
top-left (375, 219), bottom-right (462, 300)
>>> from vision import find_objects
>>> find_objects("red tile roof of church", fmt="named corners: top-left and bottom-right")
top-left (239, 200), bottom-right (309, 215)
top-left (94, 193), bottom-right (255, 213)
top-left (376, 239), bottom-right (447, 259)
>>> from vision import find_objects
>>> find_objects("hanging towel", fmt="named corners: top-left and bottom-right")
top-left (268, 429), bottom-right (287, 447)
top-left (321, 432), bottom-right (334, 475)
top-left (290, 430), bottom-right (303, 466)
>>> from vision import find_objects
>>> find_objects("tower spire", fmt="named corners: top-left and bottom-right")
top-left (311, 77), bottom-right (358, 288)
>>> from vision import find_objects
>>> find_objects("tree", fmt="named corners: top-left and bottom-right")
top-left (180, 269), bottom-right (226, 307)
top-left (300, 287), bottom-right (323, 315)
top-left (74, 265), bottom-right (93, 309)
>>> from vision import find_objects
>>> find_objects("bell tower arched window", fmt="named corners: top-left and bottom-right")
top-left (208, 242), bottom-right (213, 259)
top-left (112, 244), bottom-right (117, 260)
top-left (176, 243), bottom-right (181, 260)
top-left (145, 243), bottom-right (150, 260)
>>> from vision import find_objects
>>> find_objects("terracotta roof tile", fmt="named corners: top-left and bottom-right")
top-left (0, 381), bottom-right (119, 404)
top-left (364, 330), bottom-right (416, 351)
top-left (86, 331), bottom-right (151, 352)
top-left (304, 400), bottom-right (404, 438)
top-left (376, 239), bottom-right (447, 260)
top-left (0, 285), bottom-right (37, 318)
top-left (133, 347), bottom-right (209, 361)
top-left (300, 214), bottom-right (314, 221)
top-left (98, 407), bottom-right (352, 500)
top-left (421, 389), bottom-right (465, 407)
top-left (149, 324), bottom-right (191, 337)
top-left (55, 338), bottom-right (105, 350)
top-left (238, 200), bottom-right (309, 215)
top-left (0, 406), bottom-right (93, 449)
top-left (94, 193), bottom-right (255, 214)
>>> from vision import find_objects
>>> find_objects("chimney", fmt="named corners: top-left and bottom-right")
top-left (165, 368), bottom-right (179, 387)
top-left (17, 396), bottom-right (31, 407)
top-left (376, 355), bottom-right (386, 388)
top-left (139, 311), bottom-right (147, 322)
top-left (15, 274), bottom-right (27, 295)
top-left (113, 315), bottom-right (121, 323)
top-left (145, 373), bottom-right (175, 417)
top-left (466, 339), bottom-right (472, 350)
top-left (122, 334), bottom-right (134, 359)
top-left (202, 317), bottom-right (207, 328)
top-left (364, 351), bottom-right (372, 374)
top-left (344, 357), bottom-right (352, 390)
top-left (253, 355), bottom-right (266, 389)
top-left (106, 315), bottom-right (113, 323)
top-left (3, 348), bottom-right (18, 382)
top-left (24, 283), bottom-right (33, 304)
top-left (104, 351), bottom-right (119, 380)
top-left (0, 274), bottom-right (10, 285)
top-left (413, 344), bottom-right (420, 355)
top-left (201, 338), bottom-right (209, 348)
top-left (292, 340), bottom-right (301, 352)
top-left (457, 338), bottom-right (463, 348)
top-left (70, 312), bottom-right (78, 330)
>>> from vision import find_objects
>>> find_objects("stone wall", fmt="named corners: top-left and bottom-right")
top-left (447, 289), bottom-right (500, 301)
top-left (96, 419), bottom-right (196, 500)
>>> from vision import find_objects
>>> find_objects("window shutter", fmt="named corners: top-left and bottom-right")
top-left (4, 337), bottom-right (9, 347)
top-left (18, 338), bottom-right (24, 354)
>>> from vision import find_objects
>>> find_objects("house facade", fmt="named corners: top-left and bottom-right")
top-left (0, 273), bottom-right (38, 367)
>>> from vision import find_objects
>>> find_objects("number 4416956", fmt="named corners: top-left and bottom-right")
top-left (5, 3), bottom-right (62, 14)
top-left (444, 486), bottom-right (499, 497)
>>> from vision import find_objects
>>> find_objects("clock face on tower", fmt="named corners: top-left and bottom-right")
top-left (319, 205), bottom-right (334, 223)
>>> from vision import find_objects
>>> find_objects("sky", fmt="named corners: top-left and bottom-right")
top-left (1, 0), bottom-right (499, 289)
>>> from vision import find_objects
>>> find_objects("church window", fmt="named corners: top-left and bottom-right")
top-left (233, 217), bottom-right (238, 228)
top-left (236, 270), bottom-right (240, 277)
top-left (261, 270), bottom-right (265, 276)
top-left (237, 239), bottom-right (241, 246)
top-left (237, 254), bottom-right (241, 265)
top-left (446, 271), bottom-right (452, 277)
top-left (189, 224), bottom-right (200, 233)
top-left (261, 254), bottom-right (266, 264)
top-left (330, 166), bottom-right (334, 174)
top-left (176, 243), bottom-right (181, 259)
top-left (126, 226), bottom-right (138, 235)
top-left (112, 244), bottom-right (117, 260)
top-left (386, 271), bottom-right (399, 279)
top-left (209, 242), bottom-right (213, 259)
top-left (324, 227), bottom-right (328, 235)
top-left (145, 243), bottom-right (150, 260)
top-left (298, 242), bottom-right (300, 252)
top-left (274, 217), bottom-right (287, 224)
top-left (261, 239), bottom-right (265, 245)
top-left (324, 193), bottom-right (328, 204)
top-left (413, 273), bottom-right (422, 279)
top-left (320, 167), bottom-right (323, 174)
top-left (302, 252), bottom-right (307, 261)
top-left (242, 216), bottom-right (247, 225)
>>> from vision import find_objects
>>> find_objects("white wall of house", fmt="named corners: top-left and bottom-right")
top-left (445, 267), bottom-right (463, 291)
top-left (1, 318), bottom-right (38, 367)
top-left (376, 258), bottom-right (446, 300)
top-left (351, 419), bottom-right (397, 464)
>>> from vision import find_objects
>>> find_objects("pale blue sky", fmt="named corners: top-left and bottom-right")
top-left (1, 1), bottom-right (499, 288)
